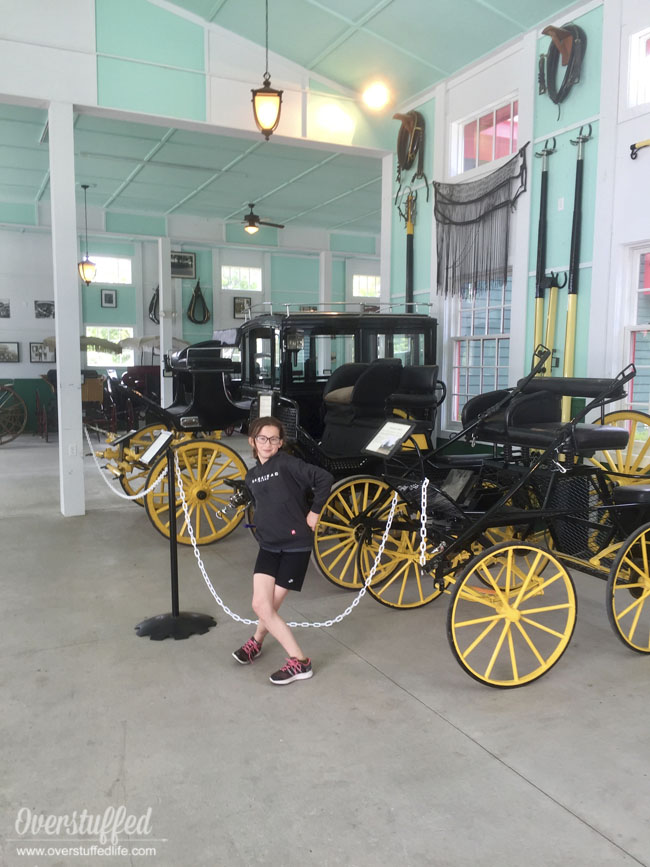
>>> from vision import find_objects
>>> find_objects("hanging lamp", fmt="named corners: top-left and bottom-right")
top-left (251, 0), bottom-right (283, 140)
top-left (77, 184), bottom-right (96, 285)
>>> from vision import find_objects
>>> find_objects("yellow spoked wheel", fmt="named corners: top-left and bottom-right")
top-left (117, 424), bottom-right (170, 504)
top-left (313, 476), bottom-right (401, 590)
top-left (356, 510), bottom-right (451, 609)
top-left (144, 439), bottom-right (248, 545)
top-left (589, 411), bottom-right (650, 484)
top-left (0, 385), bottom-right (27, 445)
top-left (606, 522), bottom-right (650, 653)
top-left (447, 542), bottom-right (577, 688)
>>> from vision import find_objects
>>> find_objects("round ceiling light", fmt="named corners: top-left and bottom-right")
top-left (362, 82), bottom-right (390, 111)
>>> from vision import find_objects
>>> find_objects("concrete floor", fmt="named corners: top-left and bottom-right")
top-left (1, 433), bottom-right (650, 867)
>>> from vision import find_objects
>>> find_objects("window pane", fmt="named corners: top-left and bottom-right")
top-left (637, 292), bottom-right (650, 324)
top-left (473, 307), bottom-right (486, 334)
top-left (85, 325), bottom-right (134, 366)
top-left (478, 112), bottom-right (494, 165)
top-left (459, 310), bottom-right (472, 335)
top-left (468, 341), bottom-right (481, 365)
top-left (463, 120), bottom-right (477, 172)
top-left (353, 274), bottom-right (380, 297)
top-left (498, 338), bottom-right (509, 367)
top-left (488, 308), bottom-right (503, 333)
top-left (90, 256), bottom-right (132, 285)
top-left (495, 104), bottom-right (511, 159)
top-left (222, 265), bottom-right (262, 292)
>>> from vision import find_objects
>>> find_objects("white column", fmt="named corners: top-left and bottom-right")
top-left (48, 101), bottom-right (85, 517)
top-left (319, 251), bottom-right (332, 309)
top-left (380, 153), bottom-right (393, 308)
top-left (158, 237), bottom-right (174, 406)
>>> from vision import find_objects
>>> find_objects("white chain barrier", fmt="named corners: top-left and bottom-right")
top-left (174, 451), bottom-right (402, 628)
top-left (83, 425), bottom-right (168, 501)
top-left (419, 477), bottom-right (430, 566)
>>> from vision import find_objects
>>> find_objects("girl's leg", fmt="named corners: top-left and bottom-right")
top-left (251, 573), bottom-right (305, 660)
top-left (253, 582), bottom-right (290, 645)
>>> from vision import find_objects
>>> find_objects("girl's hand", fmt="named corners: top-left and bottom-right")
top-left (306, 510), bottom-right (320, 531)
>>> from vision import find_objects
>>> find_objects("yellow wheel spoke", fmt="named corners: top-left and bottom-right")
top-left (484, 622), bottom-right (510, 679)
top-left (519, 616), bottom-right (565, 639)
top-left (615, 588), bottom-right (650, 621)
top-left (514, 621), bottom-right (546, 666)
top-left (458, 615), bottom-right (501, 657)
top-left (506, 628), bottom-right (518, 681)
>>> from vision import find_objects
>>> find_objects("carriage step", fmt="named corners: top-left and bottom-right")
top-left (612, 485), bottom-right (650, 505)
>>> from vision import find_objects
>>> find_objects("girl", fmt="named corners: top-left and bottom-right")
top-left (232, 416), bottom-right (334, 685)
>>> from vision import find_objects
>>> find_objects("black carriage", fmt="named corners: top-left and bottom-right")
top-left (318, 347), bottom-right (650, 687)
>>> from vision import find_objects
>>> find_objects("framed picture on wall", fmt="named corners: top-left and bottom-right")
top-left (0, 299), bottom-right (10, 318)
top-left (233, 296), bottom-right (251, 319)
top-left (29, 342), bottom-right (56, 363)
top-left (0, 342), bottom-right (19, 362)
top-left (171, 251), bottom-right (196, 279)
top-left (101, 289), bottom-right (117, 308)
top-left (299, 305), bottom-right (318, 312)
top-left (34, 300), bottom-right (55, 319)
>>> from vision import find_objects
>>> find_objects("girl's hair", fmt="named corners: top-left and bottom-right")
top-left (248, 416), bottom-right (285, 459)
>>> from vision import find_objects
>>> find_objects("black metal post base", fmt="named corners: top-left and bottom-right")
top-left (135, 612), bottom-right (217, 641)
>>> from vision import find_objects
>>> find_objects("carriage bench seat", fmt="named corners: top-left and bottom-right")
top-left (497, 422), bottom-right (629, 452)
top-left (612, 485), bottom-right (650, 505)
top-left (516, 376), bottom-right (628, 400)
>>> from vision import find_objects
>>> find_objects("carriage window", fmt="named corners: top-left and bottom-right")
top-left (247, 329), bottom-right (279, 388)
top-left (450, 277), bottom-right (511, 423)
top-left (376, 333), bottom-right (425, 365)
top-left (221, 266), bottom-right (262, 292)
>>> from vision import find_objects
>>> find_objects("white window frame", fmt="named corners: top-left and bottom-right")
top-left (84, 325), bottom-right (134, 367)
top-left (450, 94), bottom-right (519, 178)
top-left (88, 255), bottom-right (133, 285)
top-left (445, 276), bottom-right (511, 429)
top-left (221, 264), bottom-right (263, 292)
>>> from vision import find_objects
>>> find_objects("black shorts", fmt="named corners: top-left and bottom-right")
top-left (254, 548), bottom-right (311, 591)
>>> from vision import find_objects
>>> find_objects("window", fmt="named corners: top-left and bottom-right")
top-left (628, 250), bottom-right (650, 412)
top-left (85, 325), bottom-right (134, 367)
top-left (449, 277), bottom-right (511, 423)
top-left (90, 256), bottom-right (132, 285)
top-left (458, 99), bottom-right (518, 174)
top-left (628, 27), bottom-right (650, 108)
top-left (352, 274), bottom-right (380, 297)
top-left (222, 266), bottom-right (262, 292)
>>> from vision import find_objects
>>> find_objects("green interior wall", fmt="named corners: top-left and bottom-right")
top-left (95, 0), bottom-right (206, 121)
top-left (271, 255), bottom-right (319, 309)
top-left (331, 258), bottom-right (345, 304)
top-left (0, 379), bottom-right (57, 433)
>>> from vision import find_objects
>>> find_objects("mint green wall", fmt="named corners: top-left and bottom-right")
top-left (0, 203), bottom-right (36, 225)
top-left (332, 258), bottom-right (345, 304)
top-left (225, 224), bottom-right (278, 246)
top-left (82, 285), bottom-right (137, 325)
top-left (389, 96), bottom-right (435, 306)
top-left (181, 248), bottom-right (213, 343)
top-left (330, 234), bottom-right (376, 254)
top-left (271, 255), bottom-right (319, 308)
top-left (526, 4), bottom-right (602, 374)
top-left (105, 213), bottom-right (166, 237)
top-left (95, 0), bottom-right (206, 120)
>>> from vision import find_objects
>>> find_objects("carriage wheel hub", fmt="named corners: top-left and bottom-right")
top-left (501, 604), bottom-right (521, 622)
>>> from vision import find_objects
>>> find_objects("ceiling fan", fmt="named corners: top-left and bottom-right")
top-left (243, 203), bottom-right (284, 234)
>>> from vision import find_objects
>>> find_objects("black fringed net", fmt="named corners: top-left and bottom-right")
top-left (434, 144), bottom-right (528, 297)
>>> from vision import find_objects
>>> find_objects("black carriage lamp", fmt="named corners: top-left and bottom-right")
top-left (251, 0), bottom-right (283, 140)
top-left (77, 183), bottom-right (96, 286)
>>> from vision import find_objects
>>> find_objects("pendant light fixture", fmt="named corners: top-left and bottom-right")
top-left (77, 183), bottom-right (96, 286)
top-left (251, 0), bottom-right (283, 140)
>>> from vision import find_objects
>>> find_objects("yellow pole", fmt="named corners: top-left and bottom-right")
top-left (562, 295), bottom-right (578, 420)
top-left (544, 285), bottom-right (559, 355)
top-left (534, 297), bottom-right (544, 350)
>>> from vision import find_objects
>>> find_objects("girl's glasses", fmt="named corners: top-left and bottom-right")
top-left (254, 435), bottom-right (282, 445)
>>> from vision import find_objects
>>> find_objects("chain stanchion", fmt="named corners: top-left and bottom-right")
top-left (419, 477), bottom-right (429, 566)
top-left (174, 451), bottom-right (400, 628)
top-left (84, 425), bottom-right (167, 500)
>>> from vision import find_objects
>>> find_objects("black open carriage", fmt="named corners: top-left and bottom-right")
top-left (321, 347), bottom-right (650, 687)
